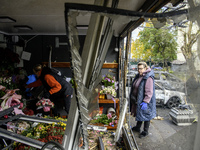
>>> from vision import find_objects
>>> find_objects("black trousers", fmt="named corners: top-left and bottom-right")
top-left (50, 94), bottom-right (71, 116)
top-left (136, 121), bottom-right (150, 132)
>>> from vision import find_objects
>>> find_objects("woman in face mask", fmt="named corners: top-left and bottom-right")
top-left (26, 64), bottom-right (73, 117)
top-left (129, 62), bottom-right (156, 138)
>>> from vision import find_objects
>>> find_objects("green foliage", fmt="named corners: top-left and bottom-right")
top-left (69, 78), bottom-right (77, 88)
top-left (138, 27), bottom-right (177, 65)
top-left (102, 74), bottom-right (117, 89)
top-left (0, 90), bottom-right (6, 98)
top-left (0, 77), bottom-right (19, 90)
top-left (160, 67), bottom-right (174, 73)
top-left (131, 39), bottom-right (146, 60)
top-left (90, 114), bottom-right (112, 125)
top-left (13, 117), bottom-right (67, 149)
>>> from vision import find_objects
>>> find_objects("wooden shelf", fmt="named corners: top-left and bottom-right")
top-left (98, 98), bottom-right (119, 104)
top-left (42, 62), bottom-right (118, 68)
top-left (102, 63), bottom-right (118, 68)
top-left (42, 62), bottom-right (70, 68)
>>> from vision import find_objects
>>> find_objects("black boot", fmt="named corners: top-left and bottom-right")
top-left (139, 121), bottom-right (150, 138)
top-left (132, 121), bottom-right (142, 132)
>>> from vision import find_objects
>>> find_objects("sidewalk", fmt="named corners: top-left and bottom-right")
top-left (129, 107), bottom-right (198, 150)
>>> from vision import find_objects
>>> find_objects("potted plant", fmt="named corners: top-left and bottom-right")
top-left (99, 86), bottom-right (117, 99)
top-left (100, 74), bottom-right (118, 99)
top-left (90, 113), bottom-right (118, 126)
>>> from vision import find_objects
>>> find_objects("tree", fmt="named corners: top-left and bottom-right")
top-left (138, 26), bottom-right (178, 67)
top-left (179, 21), bottom-right (200, 82)
top-left (131, 39), bottom-right (146, 61)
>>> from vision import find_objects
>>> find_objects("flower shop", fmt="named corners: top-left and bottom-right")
top-left (0, 46), bottom-right (128, 150)
top-left (0, 1), bottom-right (159, 149)
top-left (0, 44), bottom-right (133, 150)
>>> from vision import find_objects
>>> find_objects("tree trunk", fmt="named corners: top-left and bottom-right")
top-left (180, 21), bottom-right (200, 83)
top-left (186, 58), bottom-right (198, 78)
top-left (185, 57), bottom-right (199, 96)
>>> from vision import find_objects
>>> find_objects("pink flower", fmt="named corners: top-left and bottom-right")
top-left (43, 106), bottom-right (51, 112)
top-left (39, 127), bottom-right (42, 130)
top-left (107, 141), bottom-right (111, 144)
top-left (107, 113), bottom-right (112, 119)
top-left (19, 102), bottom-right (23, 109)
top-left (109, 122), bottom-right (112, 126)
top-left (115, 120), bottom-right (118, 124)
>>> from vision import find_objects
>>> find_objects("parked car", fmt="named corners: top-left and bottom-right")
top-left (126, 82), bottom-right (186, 108)
top-left (154, 82), bottom-right (186, 108)
top-left (126, 70), bottom-right (186, 92)
top-left (154, 71), bottom-right (185, 92)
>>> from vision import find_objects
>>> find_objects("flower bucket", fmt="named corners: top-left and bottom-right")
top-left (43, 106), bottom-right (51, 112)
top-left (99, 94), bottom-right (105, 99)
top-left (106, 94), bottom-right (112, 100)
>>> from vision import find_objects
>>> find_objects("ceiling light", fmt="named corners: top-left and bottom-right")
top-left (0, 16), bottom-right (16, 23)
top-left (14, 25), bottom-right (33, 30)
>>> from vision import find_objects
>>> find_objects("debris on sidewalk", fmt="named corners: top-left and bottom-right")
top-left (153, 116), bottom-right (164, 120)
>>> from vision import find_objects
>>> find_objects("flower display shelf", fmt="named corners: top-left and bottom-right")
top-left (98, 98), bottom-right (119, 119)
top-left (93, 98), bottom-right (119, 130)
top-left (42, 62), bottom-right (118, 68)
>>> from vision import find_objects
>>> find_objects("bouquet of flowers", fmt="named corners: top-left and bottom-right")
top-left (36, 98), bottom-right (54, 112)
top-left (99, 86), bottom-right (117, 97)
top-left (102, 74), bottom-right (118, 89)
top-left (90, 113), bottom-right (117, 126)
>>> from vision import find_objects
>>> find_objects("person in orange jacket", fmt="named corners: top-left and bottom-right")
top-left (26, 64), bottom-right (73, 116)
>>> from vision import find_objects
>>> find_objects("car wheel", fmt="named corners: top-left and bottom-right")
top-left (167, 96), bottom-right (181, 108)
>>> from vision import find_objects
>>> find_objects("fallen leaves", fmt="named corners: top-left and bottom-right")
top-left (153, 116), bottom-right (164, 120)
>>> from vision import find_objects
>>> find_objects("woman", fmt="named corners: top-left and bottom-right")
top-left (26, 64), bottom-right (73, 116)
top-left (129, 62), bottom-right (156, 138)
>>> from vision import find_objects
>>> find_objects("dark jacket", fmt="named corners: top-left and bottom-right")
top-left (40, 67), bottom-right (73, 96)
top-left (129, 69), bottom-right (156, 121)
